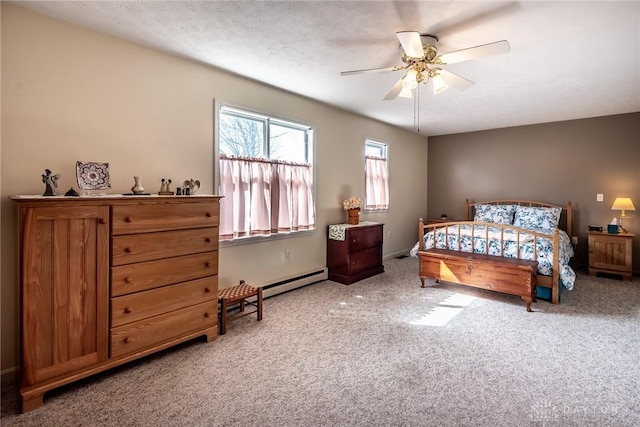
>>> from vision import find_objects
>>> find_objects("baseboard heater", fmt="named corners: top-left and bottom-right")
top-left (261, 268), bottom-right (328, 298)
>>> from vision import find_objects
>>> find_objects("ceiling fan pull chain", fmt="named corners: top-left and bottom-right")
top-left (413, 90), bottom-right (416, 131)
top-left (415, 87), bottom-right (420, 133)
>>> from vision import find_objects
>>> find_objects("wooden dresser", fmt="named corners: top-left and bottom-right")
top-left (327, 222), bottom-right (384, 284)
top-left (11, 195), bottom-right (222, 413)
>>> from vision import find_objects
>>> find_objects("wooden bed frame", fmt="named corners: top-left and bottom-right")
top-left (418, 199), bottom-right (572, 307)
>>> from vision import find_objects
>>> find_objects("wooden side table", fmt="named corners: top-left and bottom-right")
top-left (327, 222), bottom-right (384, 284)
top-left (587, 231), bottom-right (634, 281)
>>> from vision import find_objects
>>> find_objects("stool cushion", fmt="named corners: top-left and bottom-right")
top-left (218, 283), bottom-right (257, 303)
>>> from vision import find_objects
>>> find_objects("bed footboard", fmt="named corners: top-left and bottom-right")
top-left (417, 215), bottom-right (563, 305)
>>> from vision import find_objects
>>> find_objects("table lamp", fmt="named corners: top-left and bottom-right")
top-left (611, 197), bottom-right (635, 233)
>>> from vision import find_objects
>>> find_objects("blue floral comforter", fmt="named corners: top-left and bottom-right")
top-left (410, 224), bottom-right (576, 290)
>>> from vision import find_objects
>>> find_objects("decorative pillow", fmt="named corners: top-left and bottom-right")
top-left (473, 204), bottom-right (516, 225)
top-left (513, 206), bottom-right (562, 232)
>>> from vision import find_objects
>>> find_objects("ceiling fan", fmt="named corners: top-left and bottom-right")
top-left (340, 31), bottom-right (510, 100)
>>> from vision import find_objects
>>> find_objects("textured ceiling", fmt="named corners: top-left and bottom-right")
top-left (11, 1), bottom-right (640, 136)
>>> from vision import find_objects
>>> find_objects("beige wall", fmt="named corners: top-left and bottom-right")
top-left (0, 4), bottom-right (429, 373)
top-left (427, 113), bottom-right (640, 271)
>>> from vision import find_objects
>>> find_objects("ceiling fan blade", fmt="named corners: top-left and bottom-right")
top-left (383, 78), bottom-right (404, 101)
top-left (438, 40), bottom-right (510, 65)
top-left (340, 65), bottom-right (403, 76)
top-left (439, 69), bottom-right (475, 90)
top-left (396, 31), bottom-right (424, 59)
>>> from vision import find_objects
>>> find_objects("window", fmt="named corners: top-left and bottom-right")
top-left (364, 139), bottom-right (389, 210)
top-left (216, 104), bottom-right (315, 241)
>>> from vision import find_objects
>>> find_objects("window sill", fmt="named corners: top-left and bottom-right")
top-left (219, 228), bottom-right (316, 248)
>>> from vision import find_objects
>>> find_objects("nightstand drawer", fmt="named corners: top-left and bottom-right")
top-left (348, 225), bottom-right (383, 252)
top-left (348, 247), bottom-right (382, 274)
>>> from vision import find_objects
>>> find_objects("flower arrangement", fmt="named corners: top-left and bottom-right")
top-left (343, 197), bottom-right (362, 211)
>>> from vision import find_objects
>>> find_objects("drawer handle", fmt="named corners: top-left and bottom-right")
top-left (124, 217), bottom-right (132, 223)
top-left (124, 307), bottom-right (132, 314)
top-left (124, 247), bottom-right (132, 253)
top-left (124, 337), bottom-right (131, 344)
top-left (124, 277), bottom-right (132, 284)
top-left (204, 287), bottom-right (211, 293)
top-left (205, 212), bottom-right (212, 217)
top-left (205, 262), bottom-right (211, 268)
top-left (204, 312), bottom-right (210, 318)
top-left (98, 218), bottom-right (106, 224)
top-left (205, 237), bottom-right (211, 243)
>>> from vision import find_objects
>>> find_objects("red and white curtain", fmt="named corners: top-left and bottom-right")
top-left (219, 154), bottom-right (315, 240)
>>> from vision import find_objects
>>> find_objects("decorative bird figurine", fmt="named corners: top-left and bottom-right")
top-left (183, 178), bottom-right (200, 195)
top-left (42, 169), bottom-right (61, 196)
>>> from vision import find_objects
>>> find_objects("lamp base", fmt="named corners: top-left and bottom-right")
top-left (619, 216), bottom-right (631, 233)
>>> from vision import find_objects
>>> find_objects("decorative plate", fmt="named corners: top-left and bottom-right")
top-left (76, 161), bottom-right (111, 190)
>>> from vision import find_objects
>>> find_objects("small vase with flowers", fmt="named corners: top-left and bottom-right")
top-left (343, 197), bottom-right (362, 225)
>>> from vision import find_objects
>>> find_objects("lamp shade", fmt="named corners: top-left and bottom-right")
top-left (398, 87), bottom-right (413, 98)
top-left (611, 197), bottom-right (636, 217)
top-left (432, 74), bottom-right (449, 94)
top-left (402, 69), bottom-right (419, 90)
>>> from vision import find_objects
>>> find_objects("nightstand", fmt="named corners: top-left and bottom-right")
top-left (587, 231), bottom-right (634, 281)
top-left (327, 222), bottom-right (384, 284)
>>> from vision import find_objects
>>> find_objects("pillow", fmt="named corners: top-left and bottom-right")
top-left (473, 204), bottom-right (516, 225)
top-left (513, 206), bottom-right (562, 232)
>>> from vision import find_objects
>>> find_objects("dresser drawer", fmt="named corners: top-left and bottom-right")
top-left (111, 277), bottom-right (218, 327)
top-left (348, 247), bottom-right (382, 274)
top-left (112, 227), bottom-right (219, 266)
top-left (111, 252), bottom-right (218, 297)
top-left (348, 225), bottom-right (383, 252)
top-left (112, 202), bottom-right (219, 235)
top-left (110, 301), bottom-right (217, 358)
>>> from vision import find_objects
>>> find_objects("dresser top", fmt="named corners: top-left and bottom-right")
top-left (328, 221), bottom-right (382, 241)
top-left (11, 194), bottom-right (223, 208)
top-left (11, 194), bottom-right (221, 200)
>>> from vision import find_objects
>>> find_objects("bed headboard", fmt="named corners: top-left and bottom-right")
top-left (465, 199), bottom-right (573, 238)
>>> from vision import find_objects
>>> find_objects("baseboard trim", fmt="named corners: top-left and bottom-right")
top-left (261, 268), bottom-right (328, 299)
top-left (384, 248), bottom-right (413, 260)
top-left (1, 367), bottom-right (17, 385)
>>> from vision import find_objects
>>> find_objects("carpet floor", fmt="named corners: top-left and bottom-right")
top-left (2, 257), bottom-right (639, 426)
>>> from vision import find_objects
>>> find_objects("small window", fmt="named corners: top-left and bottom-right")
top-left (216, 105), bottom-right (315, 241)
top-left (364, 139), bottom-right (389, 210)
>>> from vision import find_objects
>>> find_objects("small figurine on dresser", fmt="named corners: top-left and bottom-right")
top-left (42, 169), bottom-right (61, 196)
top-left (159, 178), bottom-right (173, 195)
top-left (183, 178), bottom-right (200, 195)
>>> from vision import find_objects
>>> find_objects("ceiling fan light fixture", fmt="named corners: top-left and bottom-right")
top-left (398, 87), bottom-right (413, 98)
top-left (432, 74), bottom-right (449, 94)
top-left (401, 69), bottom-right (419, 90)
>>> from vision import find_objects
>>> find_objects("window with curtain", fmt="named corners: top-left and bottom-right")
top-left (365, 139), bottom-right (389, 210)
top-left (216, 105), bottom-right (315, 241)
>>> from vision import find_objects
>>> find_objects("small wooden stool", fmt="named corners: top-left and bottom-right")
top-left (218, 280), bottom-right (263, 335)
